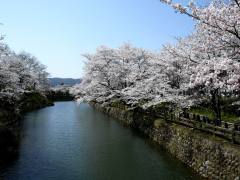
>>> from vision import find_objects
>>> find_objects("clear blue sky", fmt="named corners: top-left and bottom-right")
top-left (0, 0), bottom-right (195, 78)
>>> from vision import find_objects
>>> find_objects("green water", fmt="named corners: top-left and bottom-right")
top-left (0, 102), bottom-right (201, 180)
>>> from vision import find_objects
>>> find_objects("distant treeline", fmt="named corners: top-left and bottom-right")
top-left (48, 78), bottom-right (82, 87)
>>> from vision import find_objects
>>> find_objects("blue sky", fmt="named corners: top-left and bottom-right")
top-left (0, 0), bottom-right (195, 78)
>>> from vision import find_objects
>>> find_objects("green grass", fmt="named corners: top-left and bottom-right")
top-left (189, 108), bottom-right (215, 119)
top-left (189, 107), bottom-right (239, 123)
top-left (221, 113), bottom-right (239, 123)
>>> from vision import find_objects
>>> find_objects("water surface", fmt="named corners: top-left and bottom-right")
top-left (0, 102), bottom-right (200, 180)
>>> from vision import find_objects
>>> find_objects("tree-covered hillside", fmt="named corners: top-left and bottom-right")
top-left (48, 78), bottom-right (82, 87)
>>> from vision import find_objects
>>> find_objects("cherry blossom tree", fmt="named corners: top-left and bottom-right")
top-left (160, 0), bottom-right (240, 60)
top-left (73, 43), bottom-right (187, 108)
top-left (74, 0), bottom-right (240, 120)
top-left (18, 52), bottom-right (50, 90)
top-left (189, 57), bottom-right (240, 120)
top-left (159, 0), bottom-right (240, 119)
top-left (73, 44), bottom-right (158, 105)
top-left (0, 36), bottom-right (50, 101)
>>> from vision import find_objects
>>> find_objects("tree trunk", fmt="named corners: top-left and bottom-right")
top-left (210, 89), bottom-right (221, 121)
top-left (216, 90), bottom-right (221, 121)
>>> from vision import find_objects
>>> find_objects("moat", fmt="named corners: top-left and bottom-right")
top-left (0, 101), bottom-right (200, 180)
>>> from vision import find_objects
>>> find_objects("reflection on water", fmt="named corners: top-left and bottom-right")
top-left (0, 102), bottom-right (201, 180)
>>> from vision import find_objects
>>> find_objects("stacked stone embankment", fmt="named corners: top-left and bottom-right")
top-left (91, 101), bottom-right (240, 180)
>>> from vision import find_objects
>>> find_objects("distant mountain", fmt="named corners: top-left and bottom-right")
top-left (48, 78), bottom-right (82, 87)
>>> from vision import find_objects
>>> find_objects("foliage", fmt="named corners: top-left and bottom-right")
top-left (72, 0), bottom-right (240, 121)
top-left (189, 106), bottom-right (239, 122)
top-left (0, 37), bottom-right (49, 104)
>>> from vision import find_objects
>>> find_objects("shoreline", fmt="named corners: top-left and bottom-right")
top-left (0, 92), bottom-right (53, 165)
top-left (91, 102), bottom-right (240, 179)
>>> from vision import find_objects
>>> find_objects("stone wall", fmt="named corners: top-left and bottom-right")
top-left (151, 119), bottom-right (240, 179)
top-left (92, 102), bottom-right (240, 180)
